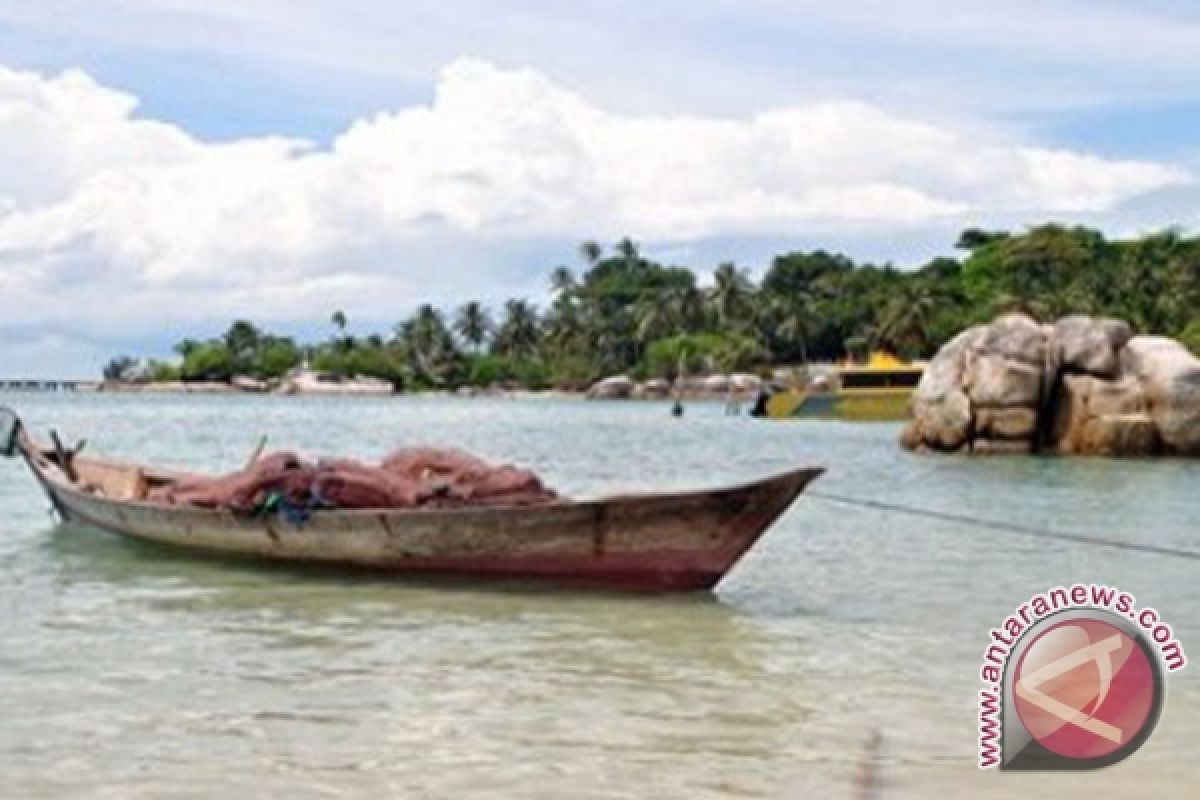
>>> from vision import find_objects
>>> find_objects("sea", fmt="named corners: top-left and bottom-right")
top-left (0, 393), bottom-right (1196, 798)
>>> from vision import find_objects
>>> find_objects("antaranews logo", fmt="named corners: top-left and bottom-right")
top-left (978, 584), bottom-right (1186, 770)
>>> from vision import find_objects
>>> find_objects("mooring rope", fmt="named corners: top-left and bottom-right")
top-left (808, 490), bottom-right (1200, 561)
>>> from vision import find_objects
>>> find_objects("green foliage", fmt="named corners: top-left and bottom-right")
top-left (1180, 321), bottom-right (1200, 356)
top-left (126, 229), bottom-right (1200, 389)
top-left (180, 341), bottom-right (234, 381)
top-left (461, 354), bottom-right (550, 389)
top-left (150, 361), bottom-right (180, 382)
top-left (644, 332), bottom-right (761, 378)
top-left (464, 353), bottom-right (511, 387)
top-left (255, 338), bottom-right (303, 379)
top-left (454, 301), bottom-right (492, 351)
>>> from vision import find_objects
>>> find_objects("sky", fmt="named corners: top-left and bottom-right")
top-left (1, 0), bottom-right (1200, 377)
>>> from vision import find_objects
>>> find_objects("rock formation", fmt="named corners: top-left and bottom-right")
top-left (586, 375), bottom-right (635, 399)
top-left (903, 313), bottom-right (1200, 457)
top-left (587, 373), bottom-right (762, 400)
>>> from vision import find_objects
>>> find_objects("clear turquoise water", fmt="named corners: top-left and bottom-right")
top-left (0, 393), bottom-right (1196, 798)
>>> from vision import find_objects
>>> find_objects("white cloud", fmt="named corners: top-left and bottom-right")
top-left (0, 57), bottom-right (1190, 369)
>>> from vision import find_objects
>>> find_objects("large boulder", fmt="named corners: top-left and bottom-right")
top-left (1052, 315), bottom-right (1133, 378)
top-left (642, 378), bottom-right (671, 398)
top-left (730, 373), bottom-right (762, 392)
top-left (905, 325), bottom-right (986, 451)
top-left (1120, 337), bottom-right (1200, 454)
top-left (587, 375), bottom-right (634, 399)
top-left (909, 388), bottom-right (973, 451)
top-left (1050, 375), bottom-right (1154, 455)
top-left (903, 312), bottom-right (1199, 458)
top-left (1078, 414), bottom-right (1160, 457)
top-left (231, 375), bottom-right (268, 393)
top-left (975, 407), bottom-right (1038, 440)
top-left (974, 313), bottom-right (1048, 365)
top-left (703, 374), bottom-right (731, 392)
top-left (965, 354), bottom-right (1042, 408)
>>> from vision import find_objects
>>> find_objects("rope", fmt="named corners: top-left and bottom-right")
top-left (808, 490), bottom-right (1200, 561)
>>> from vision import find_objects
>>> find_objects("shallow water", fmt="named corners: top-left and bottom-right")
top-left (0, 393), bottom-right (1196, 798)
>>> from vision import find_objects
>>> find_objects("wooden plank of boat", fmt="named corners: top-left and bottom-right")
top-left (0, 408), bottom-right (823, 591)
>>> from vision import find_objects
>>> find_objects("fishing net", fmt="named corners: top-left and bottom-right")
top-left (146, 447), bottom-right (558, 514)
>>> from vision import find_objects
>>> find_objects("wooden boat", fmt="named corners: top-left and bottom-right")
top-left (0, 408), bottom-right (822, 591)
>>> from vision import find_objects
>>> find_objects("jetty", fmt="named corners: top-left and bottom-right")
top-left (0, 380), bottom-right (98, 392)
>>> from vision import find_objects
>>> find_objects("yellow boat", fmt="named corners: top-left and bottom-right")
top-left (760, 352), bottom-right (923, 421)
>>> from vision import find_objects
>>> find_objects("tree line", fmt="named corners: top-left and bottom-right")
top-left (105, 225), bottom-right (1200, 388)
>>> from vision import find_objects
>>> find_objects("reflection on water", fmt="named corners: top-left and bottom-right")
top-left (0, 393), bottom-right (1197, 798)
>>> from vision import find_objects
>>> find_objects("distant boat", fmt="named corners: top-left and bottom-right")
top-left (0, 408), bottom-right (822, 592)
top-left (760, 352), bottom-right (924, 421)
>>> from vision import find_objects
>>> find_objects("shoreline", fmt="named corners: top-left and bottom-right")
top-left (4, 381), bottom-right (765, 403)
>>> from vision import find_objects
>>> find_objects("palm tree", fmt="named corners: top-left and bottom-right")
top-left (615, 237), bottom-right (639, 266)
top-left (550, 266), bottom-right (577, 295)
top-left (494, 299), bottom-right (542, 361)
top-left (634, 295), bottom-right (672, 344)
top-left (874, 284), bottom-right (938, 357)
top-left (633, 284), bottom-right (710, 355)
top-left (578, 240), bottom-right (603, 267)
top-left (223, 320), bottom-right (261, 369)
top-left (454, 301), bottom-right (492, 352)
top-left (545, 294), bottom-right (585, 352)
top-left (763, 291), bottom-right (818, 363)
top-left (662, 284), bottom-right (706, 333)
top-left (329, 310), bottom-right (351, 353)
top-left (174, 338), bottom-right (201, 359)
top-left (709, 262), bottom-right (755, 330)
top-left (396, 305), bottom-right (458, 385)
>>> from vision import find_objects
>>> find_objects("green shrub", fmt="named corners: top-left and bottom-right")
top-left (1180, 321), bottom-right (1200, 356)
top-left (644, 332), bottom-right (761, 378)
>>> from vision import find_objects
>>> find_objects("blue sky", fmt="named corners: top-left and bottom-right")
top-left (0, 1), bottom-right (1198, 376)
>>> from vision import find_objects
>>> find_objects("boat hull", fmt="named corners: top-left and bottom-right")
top-left (23, 444), bottom-right (821, 591)
top-left (765, 389), bottom-right (913, 421)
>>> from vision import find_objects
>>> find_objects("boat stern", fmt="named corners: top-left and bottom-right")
top-left (0, 407), bottom-right (20, 458)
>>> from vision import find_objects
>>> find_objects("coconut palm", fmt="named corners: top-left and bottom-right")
top-left (709, 262), bottom-right (755, 330)
top-left (578, 240), bottom-right (603, 267)
top-left (663, 284), bottom-right (707, 333)
top-left (550, 266), bottom-right (577, 295)
top-left (634, 295), bottom-right (673, 343)
top-left (329, 310), bottom-right (351, 353)
top-left (762, 290), bottom-right (818, 363)
top-left (454, 301), bottom-right (492, 352)
top-left (874, 284), bottom-right (938, 357)
top-left (395, 305), bottom-right (459, 385)
top-left (174, 338), bottom-right (201, 359)
top-left (545, 294), bottom-right (584, 348)
top-left (615, 237), bottom-right (639, 266)
top-left (222, 320), bottom-right (262, 371)
top-left (494, 299), bottom-right (543, 361)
